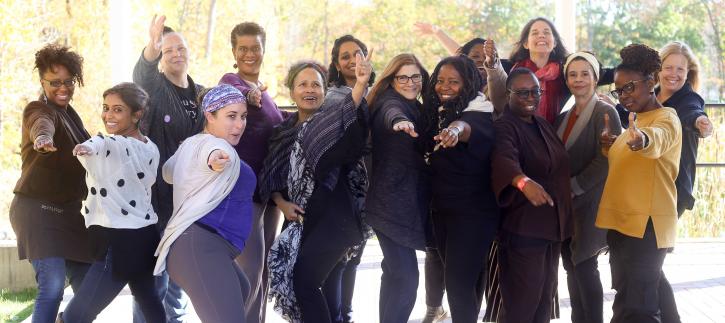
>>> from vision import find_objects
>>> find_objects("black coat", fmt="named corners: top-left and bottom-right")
top-left (366, 89), bottom-right (430, 250)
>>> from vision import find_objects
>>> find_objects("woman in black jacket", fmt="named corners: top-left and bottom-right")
top-left (365, 53), bottom-right (432, 323)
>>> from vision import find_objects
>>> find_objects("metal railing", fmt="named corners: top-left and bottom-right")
top-left (700, 103), bottom-right (724, 168)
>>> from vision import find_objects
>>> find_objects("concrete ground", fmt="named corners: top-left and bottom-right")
top-left (24, 239), bottom-right (725, 322)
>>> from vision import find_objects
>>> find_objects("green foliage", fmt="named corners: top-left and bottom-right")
top-left (0, 0), bottom-right (723, 237)
top-left (0, 288), bottom-right (37, 323)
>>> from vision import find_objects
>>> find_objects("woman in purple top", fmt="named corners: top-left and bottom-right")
top-left (219, 21), bottom-right (286, 323)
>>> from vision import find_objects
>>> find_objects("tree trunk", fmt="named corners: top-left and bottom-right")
top-left (701, 0), bottom-right (725, 100)
top-left (205, 0), bottom-right (217, 60)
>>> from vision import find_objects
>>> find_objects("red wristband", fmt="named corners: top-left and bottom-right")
top-left (516, 177), bottom-right (531, 191)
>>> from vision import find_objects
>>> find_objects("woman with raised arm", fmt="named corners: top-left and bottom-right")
top-left (597, 43), bottom-right (682, 323)
top-left (10, 44), bottom-right (92, 323)
top-left (555, 53), bottom-right (622, 323)
top-left (153, 84), bottom-right (254, 322)
top-left (60, 83), bottom-right (164, 323)
top-left (321, 34), bottom-right (376, 323)
top-left (262, 54), bottom-right (373, 323)
top-left (365, 53), bottom-right (432, 323)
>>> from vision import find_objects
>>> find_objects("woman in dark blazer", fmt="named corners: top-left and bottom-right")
top-left (555, 52), bottom-right (622, 323)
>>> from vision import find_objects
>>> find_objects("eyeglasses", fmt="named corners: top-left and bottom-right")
top-left (42, 78), bottom-right (76, 88)
top-left (610, 79), bottom-right (647, 99)
top-left (509, 88), bottom-right (543, 99)
top-left (394, 74), bottom-right (423, 84)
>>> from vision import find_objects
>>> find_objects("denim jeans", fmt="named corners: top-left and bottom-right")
top-left (62, 249), bottom-right (164, 323)
top-left (132, 272), bottom-right (188, 323)
top-left (30, 257), bottom-right (89, 323)
top-left (375, 230), bottom-right (419, 323)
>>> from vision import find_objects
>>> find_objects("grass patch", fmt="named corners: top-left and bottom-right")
top-left (0, 288), bottom-right (36, 323)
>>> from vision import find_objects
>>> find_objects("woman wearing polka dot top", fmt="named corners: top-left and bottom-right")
top-left (59, 83), bottom-right (165, 323)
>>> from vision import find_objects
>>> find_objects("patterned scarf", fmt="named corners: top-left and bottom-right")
top-left (513, 58), bottom-right (563, 124)
top-left (266, 93), bottom-right (371, 322)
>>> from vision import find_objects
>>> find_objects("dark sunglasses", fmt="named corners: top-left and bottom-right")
top-left (43, 78), bottom-right (76, 88)
top-left (394, 74), bottom-right (423, 84)
top-left (610, 79), bottom-right (647, 99)
top-left (509, 88), bottom-right (544, 99)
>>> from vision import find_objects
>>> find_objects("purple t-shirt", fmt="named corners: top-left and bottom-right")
top-left (197, 160), bottom-right (256, 252)
top-left (219, 73), bottom-right (286, 178)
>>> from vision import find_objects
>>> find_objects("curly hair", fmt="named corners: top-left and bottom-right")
top-left (327, 35), bottom-right (376, 88)
top-left (103, 82), bottom-right (149, 114)
top-left (34, 44), bottom-right (84, 87)
top-left (616, 43), bottom-right (661, 79)
top-left (509, 17), bottom-right (569, 64)
top-left (424, 56), bottom-right (484, 130)
top-left (231, 22), bottom-right (266, 48)
top-left (285, 60), bottom-right (328, 93)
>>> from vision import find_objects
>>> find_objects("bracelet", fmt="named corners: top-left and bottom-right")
top-left (516, 177), bottom-right (531, 191)
top-left (447, 126), bottom-right (462, 137)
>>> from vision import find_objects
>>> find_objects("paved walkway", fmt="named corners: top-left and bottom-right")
top-left (26, 240), bottom-right (725, 322)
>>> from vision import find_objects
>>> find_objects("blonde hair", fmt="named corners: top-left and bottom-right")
top-left (660, 41), bottom-right (700, 91)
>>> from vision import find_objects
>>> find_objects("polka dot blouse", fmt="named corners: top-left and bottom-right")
top-left (77, 134), bottom-right (160, 229)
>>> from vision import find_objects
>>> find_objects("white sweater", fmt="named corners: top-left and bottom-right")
top-left (77, 134), bottom-right (159, 229)
top-left (153, 134), bottom-right (240, 275)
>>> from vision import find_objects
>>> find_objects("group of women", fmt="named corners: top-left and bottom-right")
top-left (10, 14), bottom-right (713, 323)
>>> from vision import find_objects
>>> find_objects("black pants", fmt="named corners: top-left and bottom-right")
top-left (294, 232), bottom-right (349, 323)
top-left (433, 211), bottom-right (496, 322)
top-left (498, 231), bottom-right (560, 323)
top-left (608, 219), bottom-right (672, 323)
top-left (424, 247), bottom-right (446, 307)
top-left (561, 238), bottom-right (603, 323)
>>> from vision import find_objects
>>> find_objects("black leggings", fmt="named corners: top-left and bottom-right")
top-left (561, 238), bottom-right (603, 323)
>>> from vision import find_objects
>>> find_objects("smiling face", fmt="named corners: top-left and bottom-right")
top-left (205, 103), bottom-right (247, 146)
top-left (392, 64), bottom-right (423, 101)
top-left (508, 73), bottom-right (541, 119)
top-left (40, 64), bottom-right (75, 107)
top-left (291, 67), bottom-right (325, 114)
top-left (613, 69), bottom-right (655, 113)
top-left (434, 64), bottom-right (463, 103)
top-left (565, 59), bottom-right (597, 98)
top-left (659, 53), bottom-right (688, 94)
top-left (335, 41), bottom-right (363, 86)
top-left (102, 93), bottom-right (141, 136)
top-left (160, 33), bottom-right (189, 76)
top-left (233, 34), bottom-right (264, 79)
top-left (524, 20), bottom-right (556, 57)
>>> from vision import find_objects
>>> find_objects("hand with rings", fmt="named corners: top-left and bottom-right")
top-left (434, 126), bottom-right (461, 149)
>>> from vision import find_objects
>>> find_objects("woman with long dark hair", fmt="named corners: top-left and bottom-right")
top-left (426, 55), bottom-right (501, 321)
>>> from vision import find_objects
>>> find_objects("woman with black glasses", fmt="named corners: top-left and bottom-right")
top-left (10, 44), bottom-right (92, 323)
top-left (596, 43), bottom-right (682, 323)
top-left (489, 67), bottom-right (572, 322)
top-left (366, 53), bottom-right (431, 323)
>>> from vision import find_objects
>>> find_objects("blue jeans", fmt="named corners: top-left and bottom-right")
top-left (132, 272), bottom-right (188, 323)
top-left (62, 249), bottom-right (164, 323)
top-left (375, 230), bottom-right (419, 323)
top-left (30, 257), bottom-right (89, 323)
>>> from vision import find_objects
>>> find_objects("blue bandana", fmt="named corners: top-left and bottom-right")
top-left (202, 84), bottom-right (246, 113)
